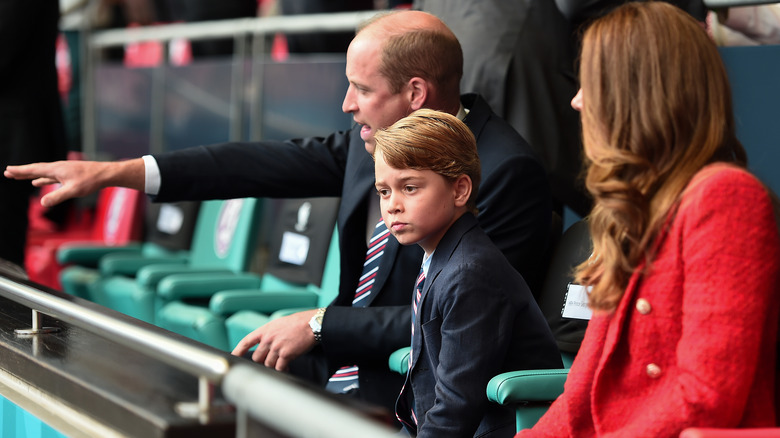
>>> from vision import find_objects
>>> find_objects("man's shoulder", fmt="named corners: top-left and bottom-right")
top-left (462, 93), bottom-right (537, 157)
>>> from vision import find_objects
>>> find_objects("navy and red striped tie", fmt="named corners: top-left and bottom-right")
top-left (326, 219), bottom-right (389, 393)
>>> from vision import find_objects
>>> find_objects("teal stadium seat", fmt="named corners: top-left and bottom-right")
top-left (156, 198), bottom-right (340, 350)
top-left (485, 219), bottom-right (591, 431)
top-left (96, 198), bottom-right (264, 324)
top-left (58, 201), bottom-right (200, 301)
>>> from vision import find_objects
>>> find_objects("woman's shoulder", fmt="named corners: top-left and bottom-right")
top-left (684, 163), bottom-right (771, 204)
top-left (677, 164), bottom-right (778, 237)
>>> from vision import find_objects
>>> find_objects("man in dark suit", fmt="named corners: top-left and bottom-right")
top-left (6, 10), bottom-right (552, 414)
top-left (0, 1), bottom-right (68, 266)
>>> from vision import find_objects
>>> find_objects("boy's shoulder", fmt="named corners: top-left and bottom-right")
top-left (432, 214), bottom-right (520, 280)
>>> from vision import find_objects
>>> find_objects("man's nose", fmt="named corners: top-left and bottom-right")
top-left (342, 86), bottom-right (356, 113)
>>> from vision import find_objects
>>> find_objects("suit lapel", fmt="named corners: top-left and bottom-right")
top-left (340, 127), bottom-right (374, 229)
top-left (408, 214), bottom-right (478, 369)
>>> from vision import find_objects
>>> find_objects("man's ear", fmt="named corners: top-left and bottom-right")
top-left (407, 77), bottom-right (428, 111)
top-left (453, 175), bottom-right (472, 208)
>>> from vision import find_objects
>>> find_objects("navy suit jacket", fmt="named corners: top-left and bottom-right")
top-left (153, 93), bottom-right (552, 411)
top-left (396, 214), bottom-right (561, 437)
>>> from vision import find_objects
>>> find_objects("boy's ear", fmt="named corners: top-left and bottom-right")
top-left (407, 77), bottom-right (428, 111)
top-left (453, 175), bottom-right (472, 208)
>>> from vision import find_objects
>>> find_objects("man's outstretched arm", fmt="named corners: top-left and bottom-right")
top-left (4, 158), bottom-right (146, 207)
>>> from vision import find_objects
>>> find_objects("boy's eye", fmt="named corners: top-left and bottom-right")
top-left (377, 189), bottom-right (389, 197)
top-left (404, 186), bottom-right (417, 193)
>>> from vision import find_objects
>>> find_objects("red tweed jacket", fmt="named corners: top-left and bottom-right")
top-left (520, 164), bottom-right (780, 437)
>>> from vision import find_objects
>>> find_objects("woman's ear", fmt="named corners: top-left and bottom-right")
top-left (453, 175), bottom-right (472, 208)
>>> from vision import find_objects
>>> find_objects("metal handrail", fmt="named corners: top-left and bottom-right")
top-left (88, 10), bottom-right (380, 48)
top-left (0, 275), bottom-right (229, 413)
top-left (223, 364), bottom-right (399, 438)
top-left (80, 10), bottom-right (377, 156)
top-left (0, 274), bottom-right (401, 436)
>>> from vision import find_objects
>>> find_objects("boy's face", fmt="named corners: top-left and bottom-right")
top-left (374, 151), bottom-right (470, 256)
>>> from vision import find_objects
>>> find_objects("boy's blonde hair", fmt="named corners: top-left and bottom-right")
top-left (373, 109), bottom-right (480, 214)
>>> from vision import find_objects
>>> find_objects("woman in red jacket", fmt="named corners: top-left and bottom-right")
top-left (519, 2), bottom-right (780, 437)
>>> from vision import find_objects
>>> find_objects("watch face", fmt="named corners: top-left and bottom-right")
top-left (309, 316), bottom-right (322, 332)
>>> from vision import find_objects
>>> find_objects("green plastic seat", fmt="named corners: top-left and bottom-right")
top-left (156, 197), bottom-right (340, 350)
top-left (97, 198), bottom-right (264, 324)
top-left (485, 219), bottom-right (592, 431)
top-left (58, 201), bottom-right (199, 301)
top-left (221, 225), bottom-right (341, 350)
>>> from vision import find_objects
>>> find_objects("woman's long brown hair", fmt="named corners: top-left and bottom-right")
top-left (574, 2), bottom-right (746, 311)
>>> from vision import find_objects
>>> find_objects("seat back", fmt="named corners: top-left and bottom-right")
top-left (142, 201), bottom-right (201, 253)
top-left (261, 197), bottom-right (340, 289)
top-left (537, 218), bottom-right (593, 356)
top-left (157, 198), bottom-right (339, 350)
top-left (492, 218), bottom-right (592, 431)
top-left (89, 187), bottom-right (145, 244)
top-left (186, 198), bottom-right (264, 271)
top-left (314, 223), bottom-right (341, 307)
top-left (219, 198), bottom-right (340, 349)
top-left (25, 186), bottom-right (145, 289)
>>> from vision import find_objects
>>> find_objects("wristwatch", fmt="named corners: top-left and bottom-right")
top-left (309, 307), bottom-right (326, 343)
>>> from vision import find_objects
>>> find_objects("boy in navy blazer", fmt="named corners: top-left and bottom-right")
top-left (373, 109), bottom-right (561, 437)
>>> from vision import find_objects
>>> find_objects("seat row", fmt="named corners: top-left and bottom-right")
top-left (53, 193), bottom-right (341, 352)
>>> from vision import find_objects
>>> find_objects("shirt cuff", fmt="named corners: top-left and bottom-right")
top-left (142, 155), bottom-right (161, 195)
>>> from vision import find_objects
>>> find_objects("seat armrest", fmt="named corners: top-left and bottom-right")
top-left (57, 243), bottom-right (143, 265)
top-left (100, 254), bottom-right (188, 276)
top-left (269, 307), bottom-right (317, 319)
top-left (487, 369), bottom-right (569, 405)
top-left (136, 265), bottom-right (233, 288)
top-left (209, 289), bottom-right (318, 315)
top-left (388, 347), bottom-right (411, 375)
top-left (157, 273), bottom-right (263, 300)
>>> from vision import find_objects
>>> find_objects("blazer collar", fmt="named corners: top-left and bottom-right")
top-left (425, 213), bottom-right (479, 290)
top-left (460, 93), bottom-right (491, 141)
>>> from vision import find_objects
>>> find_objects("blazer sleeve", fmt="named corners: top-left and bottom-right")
top-left (153, 130), bottom-right (351, 201)
top-left (321, 305), bottom-right (411, 365)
